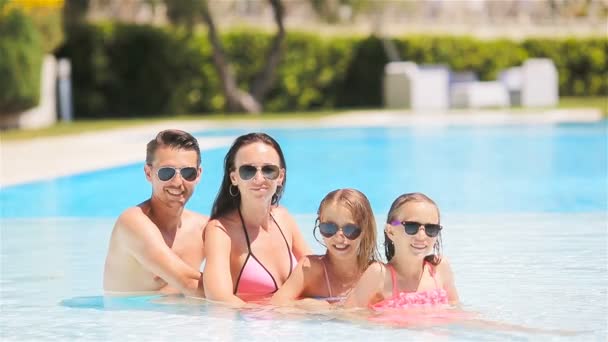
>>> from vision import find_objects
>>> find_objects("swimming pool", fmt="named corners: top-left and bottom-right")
top-left (1, 122), bottom-right (607, 340)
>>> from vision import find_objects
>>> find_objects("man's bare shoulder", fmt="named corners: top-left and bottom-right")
top-left (115, 206), bottom-right (145, 225)
top-left (112, 205), bottom-right (154, 236)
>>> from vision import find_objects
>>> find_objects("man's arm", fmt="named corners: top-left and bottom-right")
top-left (117, 208), bottom-right (204, 297)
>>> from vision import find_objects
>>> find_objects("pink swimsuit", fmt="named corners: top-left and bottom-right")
top-left (371, 263), bottom-right (448, 310)
top-left (233, 210), bottom-right (297, 298)
top-left (320, 257), bottom-right (350, 304)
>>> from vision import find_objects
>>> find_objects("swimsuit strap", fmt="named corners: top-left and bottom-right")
top-left (270, 212), bottom-right (294, 273)
top-left (233, 208), bottom-right (253, 294)
top-left (237, 208), bottom-right (253, 252)
top-left (386, 264), bottom-right (399, 298)
top-left (321, 257), bottom-right (333, 298)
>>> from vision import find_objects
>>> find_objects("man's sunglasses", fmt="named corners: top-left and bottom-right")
top-left (156, 167), bottom-right (198, 182)
top-left (317, 221), bottom-right (362, 240)
top-left (238, 164), bottom-right (280, 181)
top-left (390, 220), bottom-right (442, 238)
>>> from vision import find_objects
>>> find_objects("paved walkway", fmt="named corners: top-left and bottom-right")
top-left (0, 109), bottom-right (602, 187)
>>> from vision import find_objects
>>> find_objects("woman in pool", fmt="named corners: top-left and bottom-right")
top-left (203, 133), bottom-right (312, 305)
top-left (271, 188), bottom-right (380, 307)
top-left (345, 192), bottom-right (459, 309)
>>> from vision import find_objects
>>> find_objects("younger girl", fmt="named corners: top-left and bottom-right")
top-left (271, 188), bottom-right (380, 306)
top-left (343, 193), bottom-right (578, 336)
top-left (345, 192), bottom-right (458, 309)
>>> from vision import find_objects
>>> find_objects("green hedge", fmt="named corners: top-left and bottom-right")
top-left (0, 8), bottom-right (43, 115)
top-left (57, 23), bottom-right (608, 118)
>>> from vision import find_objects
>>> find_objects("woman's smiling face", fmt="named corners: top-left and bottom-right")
top-left (231, 142), bottom-right (285, 203)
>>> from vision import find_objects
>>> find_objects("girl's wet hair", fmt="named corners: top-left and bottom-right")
top-left (384, 192), bottom-right (442, 266)
top-left (316, 188), bottom-right (380, 272)
top-left (211, 132), bottom-right (286, 219)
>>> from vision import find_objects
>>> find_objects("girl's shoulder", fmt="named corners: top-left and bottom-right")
top-left (354, 261), bottom-right (388, 296)
top-left (294, 255), bottom-right (326, 278)
top-left (431, 257), bottom-right (455, 285)
top-left (433, 257), bottom-right (453, 273)
top-left (363, 261), bottom-right (387, 277)
top-left (301, 255), bottom-right (326, 269)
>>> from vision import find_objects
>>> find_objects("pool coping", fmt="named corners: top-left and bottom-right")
top-left (1, 109), bottom-right (603, 187)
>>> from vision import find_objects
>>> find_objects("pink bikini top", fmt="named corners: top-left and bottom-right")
top-left (233, 209), bottom-right (297, 298)
top-left (371, 263), bottom-right (448, 310)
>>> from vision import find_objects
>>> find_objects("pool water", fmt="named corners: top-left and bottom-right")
top-left (2, 123), bottom-right (606, 217)
top-left (1, 122), bottom-right (607, 340)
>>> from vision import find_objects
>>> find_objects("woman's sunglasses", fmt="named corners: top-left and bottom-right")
top-left (317, 221), bottom-right (362, 240)
top-left (156, 167), bottom-right (198, 182)
top-left (238, 164), bottom-right (280, 181)
top-left (390, 220), bottom-right (442, 238)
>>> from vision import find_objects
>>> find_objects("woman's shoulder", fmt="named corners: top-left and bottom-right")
top-left (204, 212), bottom-right (240, 237)
top-left (271, 205), bottom-right (293, 218)
top-left (271, 206), bottom-right (298, 227)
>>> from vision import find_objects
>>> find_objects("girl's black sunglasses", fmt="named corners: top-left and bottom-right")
top-left (390, 220), bottom-right (442, 238)
top-left (317, 220), bottom-right (362, 240)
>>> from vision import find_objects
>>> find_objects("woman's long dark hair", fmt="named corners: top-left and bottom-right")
top-left (210, 133), bottom-right (287, 219)
top-left (384, 192), bottom-right (442, 266)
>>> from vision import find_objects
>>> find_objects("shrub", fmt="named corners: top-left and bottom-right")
top-left (0, 8), bottom-right (43, 115)
top-left (57, 23), bottom-right (607, 117)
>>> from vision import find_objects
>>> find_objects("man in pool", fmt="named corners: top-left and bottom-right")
top-left (103, 129), bottom-right (207, 297)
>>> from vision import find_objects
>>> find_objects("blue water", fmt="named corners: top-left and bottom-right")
top-left (2, 122), bottom-right (606, 217)
top-left (1, 122), bottom-right (607, 340)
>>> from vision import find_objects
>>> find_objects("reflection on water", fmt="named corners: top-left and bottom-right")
top-left (1, 215), bottom-right (606, 340)
top-left (56, 294), bottom-right (590, 340)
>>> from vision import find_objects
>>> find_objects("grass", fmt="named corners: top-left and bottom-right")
top-left (1, 96), bottom-right (605, 141)
top-left (558, 96), bottom-right (607, 115)
top-left (0, 111), bottom-right (336, 141)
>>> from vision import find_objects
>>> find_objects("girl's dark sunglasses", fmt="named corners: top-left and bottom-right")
top-left (390, 220), bottom-right (442, 238)
top-left (317, 221), bottom-right (362, 240)
top-left (157, 167), bottom-right (198, 182)
top-left (238, 164), bottom-right (280, 181)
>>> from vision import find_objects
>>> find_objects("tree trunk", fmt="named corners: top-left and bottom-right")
top-left (250, 0), bottom-right (285, 102)
top-left (200, 0), bottom-right (260, 113)
top-left (200, 0), bottom-right (286, 114)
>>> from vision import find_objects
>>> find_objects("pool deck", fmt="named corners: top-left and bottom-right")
top-left (1, 108), bottom-right (602, 187)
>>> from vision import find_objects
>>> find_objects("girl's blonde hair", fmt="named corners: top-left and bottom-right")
top-left (316, 188), bottom-right (380, 272)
